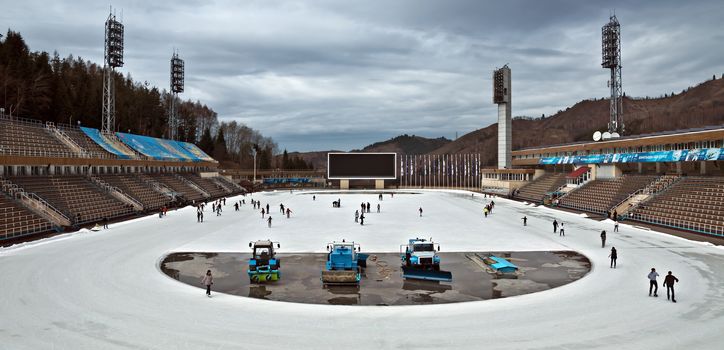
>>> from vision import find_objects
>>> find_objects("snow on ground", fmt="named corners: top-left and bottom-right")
top-left (1, 189), bottom-right (723, 350)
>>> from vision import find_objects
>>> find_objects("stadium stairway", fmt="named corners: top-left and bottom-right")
top-left (515, 173), bottom-right (567, 203)
top-left (558, 175), bottom-right (657, 216)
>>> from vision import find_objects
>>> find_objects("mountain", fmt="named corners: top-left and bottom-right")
top-left (432, 77), bottom-right (724, 166)
top-left (288, 135), bottom-right (450, 169)
top-left (354, 134), bottom-right (451, 154)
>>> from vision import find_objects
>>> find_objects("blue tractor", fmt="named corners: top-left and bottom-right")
top-left (321, 240), bottom-right (368, 286)
top-left (400, 238), bottom-right (452, 282)
top-left (247, 240), bottom-right (281, 283)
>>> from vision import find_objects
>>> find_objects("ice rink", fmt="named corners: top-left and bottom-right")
top-left (1, 189), bottom-right (723, 349)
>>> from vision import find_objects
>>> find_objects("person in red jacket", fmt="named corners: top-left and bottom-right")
top-left (663, 271), bottom-right (679, 303)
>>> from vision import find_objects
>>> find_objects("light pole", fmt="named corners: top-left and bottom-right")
top-left (252, 148), bottom-right (257, 183)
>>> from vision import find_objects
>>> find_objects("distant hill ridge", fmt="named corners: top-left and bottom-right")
top-left (293, 77), bottom-right (724, 169)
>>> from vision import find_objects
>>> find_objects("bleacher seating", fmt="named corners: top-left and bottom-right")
top-left (628, 177), bottom-right (724, 235)
top-left (179, 173), bottom-right (231, 198)
top-left (11, 176), bottom-right (134, 224)
top-left (100, 174), bottom-right (170, 211)
top-left (558, 175), bottom-right (656, 215)
top-left (150, 174), bottom-right (208, 202)
top-left (58, 126), bottom-right (116, 159)
top-left (515, 173), bottom-right (567, 203)
top-left (0, 118), bottom-right (76, 158)
top-left (1, 194), bottom-right (54, 240)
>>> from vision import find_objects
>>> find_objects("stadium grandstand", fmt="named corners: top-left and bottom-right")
top-left (0, 115), bottom-right (244, 241)
top-left (495, 125), bottom-right (724, 237)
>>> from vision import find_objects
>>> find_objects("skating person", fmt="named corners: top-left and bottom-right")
top-left (648, 268), bottom-right (659, 297)
top-left (355, 210), bottom-right (359, 223)
top-left (102, 217), bottom-right (109, 229)
top-left (522, 216), bottom-right (527, 226)
top-left (377, 203), bottom-right (380, 213)
top-left (234, 203), bottom-right (239, 211)
top-left (267, 216), bottom-right (272, 228)
top-left (559, 222), bottom-right (565, 236)
top-left (379, 193), bottom-right (383, 201)
top-left (360, 213), bottom-right (365, 225)
top-left (609, 247), bottom-right (617, 268)
top-left (286, 208), bottom-right (292, 218)
top-left (553, 220), bottom-right (558, 233)
top-left (313, 195), bottom-right (316, 201)
top-left (266, 204), bottom-right (269, 214)
top-left (419, 207), bottom-right (423, 217)
top-left (337, 199), bottom-right (341, 207)
top-left (491, 200), bottom-right (495, 209)
top-left (367, 202), bottom-right (371, 213)
top-left (600, 230), bottom-right (607, 248)
top-left (261, 208), bottom-right (265, 218)
top-left (199, 210), bottom-right (204, 223)
top-left (216, 206), bottom-right (221, 216)
top-left (201, 270), bottom-right (213, 297)
top-left (280, 204), bottom-right (285, 214)
top-left (663, 271), bottom-right (679, 302)
top-left (614, 221), bottom-right (619, 232)
top-left (197, 208), bottom-right (202, 223)
top-left (484, 207), bottom-right (488, 218)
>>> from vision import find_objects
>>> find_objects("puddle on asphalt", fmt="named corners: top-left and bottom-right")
top-left (161, 251), bottom-right (590, 305)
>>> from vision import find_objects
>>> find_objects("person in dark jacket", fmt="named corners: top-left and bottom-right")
top-left (553, 220), bottom-right (558, 233)
top-left (522, 216), bottom-right (527, 226)
top-left (600, 230), bottom-right (607, 248)
top-left (663, 271), bottom-right (679, 302)
top-left (609, 247), bottom-right (617, 268)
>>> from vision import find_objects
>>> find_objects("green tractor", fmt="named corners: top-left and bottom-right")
top-left (247, 240), bottom-right (281, 283)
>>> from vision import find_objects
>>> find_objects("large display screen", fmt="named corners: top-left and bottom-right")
top-left (328, 153), bottom-right (397, 179)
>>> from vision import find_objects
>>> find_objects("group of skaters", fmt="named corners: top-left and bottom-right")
top-left (648, 268), bottom-right (680, 302)
top-left (483, 200), bottom-right (495, 218)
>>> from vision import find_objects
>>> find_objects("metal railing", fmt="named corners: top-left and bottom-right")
top-left (173, 173), bottom-right (211, 198)
top-left (627, 212), bottom-right (723, 237)
top-left (0, 178), bottom-right (71, 225)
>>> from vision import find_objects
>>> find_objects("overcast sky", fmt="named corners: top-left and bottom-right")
top-left (3, 0), bottom-right (723, 151)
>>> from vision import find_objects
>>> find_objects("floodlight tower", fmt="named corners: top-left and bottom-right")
top-left (493, 65), bottom-right (511, 169)
top-left (102, 10), bottom-right (124, 134)
top-left (602, 14), bottom-right (624, 136)
top-left (169, 51), bottom-right (185, 140)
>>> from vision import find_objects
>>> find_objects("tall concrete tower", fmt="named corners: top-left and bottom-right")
top-left (493, 65), bottom-right (511, 169)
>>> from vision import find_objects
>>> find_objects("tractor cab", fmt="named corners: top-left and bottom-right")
top-left (400, 237), bottom-right (452, 282)
top-left (248, 240), bottom-right (281, 283)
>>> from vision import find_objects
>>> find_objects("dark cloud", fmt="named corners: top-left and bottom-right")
top-left (2, 0), bottom-right (723, 151)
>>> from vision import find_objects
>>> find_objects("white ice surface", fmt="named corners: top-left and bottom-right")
top-left (1, 189), bottom-right (723, 349)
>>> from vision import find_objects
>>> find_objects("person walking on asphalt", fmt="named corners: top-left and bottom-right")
top-left (663, 271), bottom-right (679, 302)
top-left (201, 270), bottom-right (213, 297)
top-left (553, 219), bottom-right (558, 233)
top-left (522, 216), bottom-right (527, 226)
top-left (600, 230), bottom-right (607, 248)
top-left (609, 247), bottom-right (617, 268)
top-left (648, 268), bottom-right (659, 297)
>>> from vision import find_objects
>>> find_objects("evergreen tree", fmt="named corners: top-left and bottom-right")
top-left (199, 127), bottom-right (214, 155)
